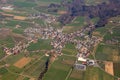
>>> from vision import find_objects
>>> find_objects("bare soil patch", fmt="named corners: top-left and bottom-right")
top-left (14, 57), bottom-right (31, 68)
top-left (58, 11), bottom-right (67, 15)
top-left (0, 28), bottom-right (11, 39)
top-left (105, 61), bottom-right (114, 76)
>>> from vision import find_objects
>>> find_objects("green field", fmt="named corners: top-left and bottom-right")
top-left (85, 0), bottom-right (109, 5)
top-left (5, 53), bottom-right (24, 64)
top-left (0, 36), bottom-right (15, 48)
top-left (12, 28), bottom-right (24, 34)
top-left (69, 67), bottom-right (116, 80)
top-left (104, 27), bottom-right (120, 41)
top-left (63, 16), bottom-right (85, 33)
top-left (62, 43), bottom-right (77, 56)
top-left (0, 51), bottom-right (46, 80)
top-left (95, 44), bottom-right (120, 62)
top-left (5, 20), bottom-right (33, 29)
top-left (0, 48), bottom-right (5, 59)
top-left (23, 77), bottom-right (30, 80)
top-left (27, 39), bottom-right (52, 51)
top-left (113, 63), bottom-right (120, 77)
top-left (13, 1), bottom-right (36, 7)
top-left (1, 72), bottom-right (18, 80)
top-left (0, 68), bottom-right (8, 75)
top-left (23, 57), bottom-right (46, 78)
top-left (43, 55), bottom-right (76, 80)
top-left (67, 17), bottom-right (85, 26)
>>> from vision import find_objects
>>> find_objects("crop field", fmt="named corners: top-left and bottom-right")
top-left (1, 72), bottom-right (18, 80)
top-left (0, 51), bottom-right (45, 80)
top-left (62, 43), bottom-right (77, 56)
top-left (95, 44), bottom-right (120, 62)
top-left (43, 55), bottom-right (76, 80)
top-left (24, 56), bottom-right (47, 79)
top-left (63, 17), bottom-right (85, 33)
top-left (0, 0), bottom-right (119, 80)
top-left (69, 67), bottom-right (116, 80)
top-left (85, 0), bottom-right (109, 5)
top-left (5, 20), bottom-right (33, 29)
top-left (0, 48), bottom-right (5, 59)
top-left (5, 53), bottom-right (25, 64)
top-left (113, 63), bottom-right (120, 77)
top-left (27, 39), bottom-right (52, 51)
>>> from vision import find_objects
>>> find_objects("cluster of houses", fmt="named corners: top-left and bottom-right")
top-left (28, 12), bottom-right (56, 23)
top-left (24, 23), bottom-right (102, 57)
top-left (3, 42), bottom-right (30, 55)
top-left (24, 26), bottom-right (65, 54)
top-left (0, 5), bottom-right (14, 11)
top-left (2, 15), bottom-right (102, 71)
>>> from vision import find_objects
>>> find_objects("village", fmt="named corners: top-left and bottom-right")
top-left (21, 21), bottom-right (102, 70)
top-left (2, 17), bottom-right (103, 71)
top-left (0, 0), bottom-right (120, 80)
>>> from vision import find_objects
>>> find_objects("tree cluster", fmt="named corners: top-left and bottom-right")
top-left (59, 0), bottom-right (120, 27)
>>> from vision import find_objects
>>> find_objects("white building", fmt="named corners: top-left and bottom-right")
top-left (78, 57), bottom-right (87, 62)
top-left (1, 6), bottom-right (14, 10)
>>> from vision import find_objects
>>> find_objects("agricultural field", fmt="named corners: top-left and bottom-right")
top-left (63, 17), bottom-right (85, 33)
top-left (0, 50), bottom-right (46, 80)
top-left (85, 0), bottom-right (109, 5)
top-left (43, 55), bottom-right (76, 80)
top-left (62, 43), bottom-right (77, 56)
top-left (69, 67), bottom-right (117, 80)
top-left (27, 39), bottom-right (52, 51)
top-left (95, 44), bottom-right (120, 62)
top-left (94, 16), bottom-right (120, 78)
top-left (0, 0), bottom-right (120, 80)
